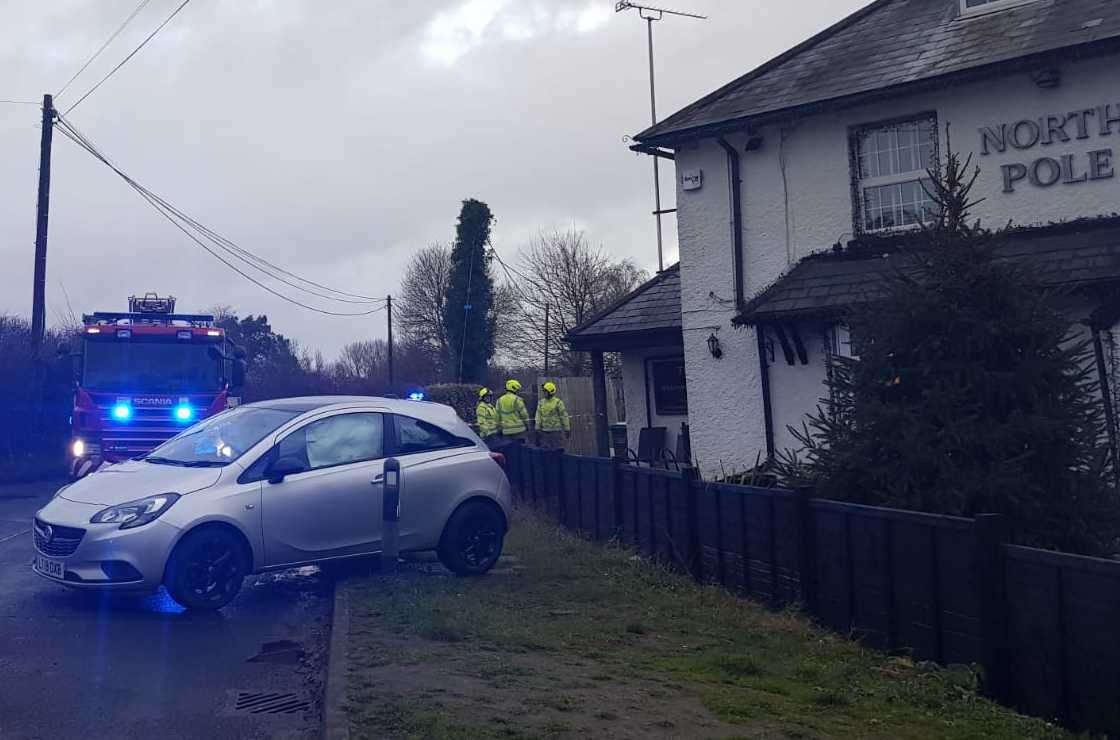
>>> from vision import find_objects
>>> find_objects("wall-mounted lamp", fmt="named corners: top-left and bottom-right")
top-left (707, 333), bottom-right (723, 359)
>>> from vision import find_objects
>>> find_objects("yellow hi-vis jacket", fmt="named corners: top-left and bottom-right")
top-left (535, 396), bottom-right (570, 433)
top-left (476, 401), bottom-right (498, 438)
top-left (496, 392), bottom-right (530, 435)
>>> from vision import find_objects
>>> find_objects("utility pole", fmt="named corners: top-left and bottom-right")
top-left (386, 294), bottom-right (394, 387)
top-left (31, 93), bottom-right (56, 353)
top-left (544, 303), bottom-right (550, 375)
top-left (615, 2), bottom-right (705, 273)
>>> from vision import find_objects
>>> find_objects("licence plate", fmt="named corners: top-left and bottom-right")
top-left (33, 555), bottom-right (65, 580)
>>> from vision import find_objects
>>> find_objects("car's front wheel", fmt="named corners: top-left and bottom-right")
top-left (438, 501), bottom-right (505, 576)
top-left (165, 527), bottom-right (248, 610)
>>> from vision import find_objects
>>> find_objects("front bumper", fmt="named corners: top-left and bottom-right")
top-left (33, 496), bottom-right (180, 592)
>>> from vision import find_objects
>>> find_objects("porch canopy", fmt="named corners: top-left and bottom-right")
top-left (566, 264), bottom-right (683, 455)
top-left (736, 218), bottom-right (1120, 327)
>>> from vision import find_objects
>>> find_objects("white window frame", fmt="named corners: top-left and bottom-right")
top-left (959, 0), bottom-right (1038, 18)
top-left (829, 323), bottom-right (859, 361)
top-left (851, 113), bottom-right (939, 234)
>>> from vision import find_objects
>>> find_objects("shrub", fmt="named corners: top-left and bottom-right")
top-left (425, 383), bottom-right (483, 420)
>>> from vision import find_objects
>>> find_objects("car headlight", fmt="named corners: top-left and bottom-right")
top-left (90, 493), bottom-right (181, 530)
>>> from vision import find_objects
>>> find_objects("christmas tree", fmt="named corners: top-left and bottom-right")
top-left (787, 133), bottom-right (1118, 554)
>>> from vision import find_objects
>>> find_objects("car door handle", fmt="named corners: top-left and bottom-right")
top-left (371, 475), bottom-right (384, 485)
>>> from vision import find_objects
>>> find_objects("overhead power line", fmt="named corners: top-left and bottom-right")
top-left (57, 0), bottom-right (155, 98)
top-left (0, 99), bottom-right (39, 105)
top-left (54, 117), bottom-right (386, 317)
top-left (64, 0), bottom-right (194, 115)
top-left (56, 116), bottom-right (385, 305)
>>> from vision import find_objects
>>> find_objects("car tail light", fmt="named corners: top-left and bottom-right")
top-left (489, 452), bottom-right (506, 467)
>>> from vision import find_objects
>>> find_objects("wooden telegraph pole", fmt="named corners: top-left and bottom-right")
top-left (386, 294), bottom-right (394, 387)
top-left (31, 94), bottom-right (56, 353)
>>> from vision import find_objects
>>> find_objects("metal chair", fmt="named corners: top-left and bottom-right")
top-left (626, 427), bottom-right (678, 469)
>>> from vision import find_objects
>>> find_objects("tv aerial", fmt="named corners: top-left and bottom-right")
top-left (615, 2), bottom-right (707, 272)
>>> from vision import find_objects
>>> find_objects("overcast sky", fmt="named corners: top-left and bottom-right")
top-left (0, 0), bottom-right (866, 359)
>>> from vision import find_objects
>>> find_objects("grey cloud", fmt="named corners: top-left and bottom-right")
top-left (0, 0), bottom-right (865, 357)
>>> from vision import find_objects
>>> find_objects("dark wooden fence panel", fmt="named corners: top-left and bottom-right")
top-left (936, 525), bottom-right (983, 665)
top-left (694, 483), bottom-right (722, 584)
top-left (810, 501), bottom-right (981, 663)
top-left (1005, 546), bottom-right (1120, 734)
top-left (560, 455), bottom-right (579, 529)
top-left (594, 459), bottom-right (614, 539)
top-left (716, 485), bottom-right (749, 595)
top-left (891, 518), bottom-right (941, 661)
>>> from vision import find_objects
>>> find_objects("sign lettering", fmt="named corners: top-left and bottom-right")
top-left (980, 103), bottom-right (1120, 193)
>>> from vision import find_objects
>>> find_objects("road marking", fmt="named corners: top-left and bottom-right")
top-left (0, 530), bottom-right (29, 545)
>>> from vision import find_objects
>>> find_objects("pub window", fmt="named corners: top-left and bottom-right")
top-left (829, 323), bottom-right (860, 360)
top-left (852, 115), bottom-right (938, 232)
top-left (650, 358), bottom-right (688, 416)
top-left (959, 0), bottom-right (1038, 16)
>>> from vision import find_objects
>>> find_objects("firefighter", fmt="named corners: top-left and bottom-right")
top-left (496, 379), bottom-right (531, 446)
top-left (535, 381), bottom-right (571, 449)
top-left (475, 387), bottom-right (498, 444)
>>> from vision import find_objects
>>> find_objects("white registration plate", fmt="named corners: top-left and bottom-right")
top-left (33, 555), bottom-right (65, 580)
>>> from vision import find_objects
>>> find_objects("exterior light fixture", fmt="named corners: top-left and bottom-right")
top-left (707, 333), bottom-right (723, 359)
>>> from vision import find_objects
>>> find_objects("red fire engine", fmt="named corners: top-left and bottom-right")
top-left (67, 294), bottom-right (245, 478)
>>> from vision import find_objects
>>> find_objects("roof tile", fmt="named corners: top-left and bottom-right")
top-left (639, 0), bottom-right (1120, 143)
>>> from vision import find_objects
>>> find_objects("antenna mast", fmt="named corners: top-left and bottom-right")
top-left (615, 2), bottom-right (706, 273)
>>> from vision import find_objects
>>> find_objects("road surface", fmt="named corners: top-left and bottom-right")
top-left (0, 480), bottom-right (332, 740)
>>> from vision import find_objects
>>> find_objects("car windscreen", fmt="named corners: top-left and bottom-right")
top-left (83, 339), bottom-right (222, 394)
top-left (144, 407), bottom-right (299, 465)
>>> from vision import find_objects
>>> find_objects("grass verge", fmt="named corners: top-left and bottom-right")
top-left (346, 509), bottom-right (1069, 739)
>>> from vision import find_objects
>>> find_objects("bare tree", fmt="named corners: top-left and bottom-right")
top-left (498, 230), bottom-right (646, 375)
top-left (335, 339), bottom-right (389, 381)
top-left (395, 243), bottom-right (452, 376)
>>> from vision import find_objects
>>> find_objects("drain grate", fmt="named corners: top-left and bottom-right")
top-left (234, 691), bottom-right (310, 715)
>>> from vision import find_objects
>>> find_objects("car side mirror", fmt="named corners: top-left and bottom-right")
top-left (267, 458), bottom-right (307, 485)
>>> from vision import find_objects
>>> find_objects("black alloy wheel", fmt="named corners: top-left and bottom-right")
top-left (438, 502), bottom-right (505, 576)
top-left (166, 529), bottom-right (248, 610)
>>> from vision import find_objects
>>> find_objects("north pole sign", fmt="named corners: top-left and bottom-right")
top-left (979, 103), bottom-right (1119, 193)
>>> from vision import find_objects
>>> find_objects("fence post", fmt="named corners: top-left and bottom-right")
top-left (795, 485), bottom-right (818, 616)
top-left (975, 514), bottom-right (1010, 704)
top-left (683, 466), bottom-right (702, 582)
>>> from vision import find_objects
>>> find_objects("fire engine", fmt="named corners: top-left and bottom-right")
top-left (67, 294), bottom-right (245, 478)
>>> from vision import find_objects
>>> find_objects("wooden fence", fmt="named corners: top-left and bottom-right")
top-left (505, 445), bottom-right (1120, 736)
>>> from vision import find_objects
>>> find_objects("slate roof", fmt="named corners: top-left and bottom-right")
top-left (737, 219), bottom-right (1120, 324)
top-left (638, 0), bottom-right (1120, 145)
top-left (566, 264), bottom-right (682, 349)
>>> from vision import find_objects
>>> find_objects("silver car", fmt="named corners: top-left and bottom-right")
top-left (32, 396), bottom-right (512, 610)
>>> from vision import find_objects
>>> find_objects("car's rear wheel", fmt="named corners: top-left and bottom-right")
top-left (438, 501), bottom-right (505, 576)
top-left (165, 528), bottom-right (248, 611)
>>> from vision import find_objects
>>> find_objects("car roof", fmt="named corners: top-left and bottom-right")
top-left (245, 396), bottom-right (465, 425)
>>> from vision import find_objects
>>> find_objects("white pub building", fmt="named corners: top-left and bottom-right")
top-left (568, 0), bottom-right (1120, 477)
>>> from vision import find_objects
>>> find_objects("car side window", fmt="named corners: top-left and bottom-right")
top-left (277, 413), bottom-right (385, 472)
top-left (393, 415), bottom-right (468, 456)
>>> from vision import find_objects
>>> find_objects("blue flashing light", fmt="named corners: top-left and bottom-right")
top-left (111, 404), bottom-right (132, 421)
top-left (408, 391), bottom-right (425, 401)
top-left (174, 405), bottom-right (194, 422)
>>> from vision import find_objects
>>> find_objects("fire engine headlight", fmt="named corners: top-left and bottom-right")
top-left (91, 493), bottom-right (180, 530)
top-left (71, 439), bottom-right (85, 458)
top-left (174, 405), bottom-right (194, 422)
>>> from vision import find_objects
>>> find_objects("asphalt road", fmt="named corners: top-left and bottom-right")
top-left (0, 480), bottom-right (332, 740)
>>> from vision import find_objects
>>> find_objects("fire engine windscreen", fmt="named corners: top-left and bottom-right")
top-left (83, 341), bottom-right (223, 394)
